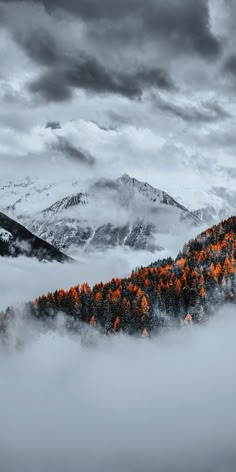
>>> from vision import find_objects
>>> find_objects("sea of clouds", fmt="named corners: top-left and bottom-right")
top-left (0, 304), bottom-right (236, 472)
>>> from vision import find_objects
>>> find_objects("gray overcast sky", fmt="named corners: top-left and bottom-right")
top-left (0, 0), bottom-right (236, 191)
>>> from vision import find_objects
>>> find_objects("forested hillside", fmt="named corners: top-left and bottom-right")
top-left (2, 216), bottom-right (236, 335)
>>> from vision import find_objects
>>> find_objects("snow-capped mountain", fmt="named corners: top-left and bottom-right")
top-left (23, 174), bottom-right (200, 253)
top-left (0, 176), bottom-right (86, 217)
top-left (0, 211), bottom-right (72, 262)
top-left (42, 193), bottom-right (88, 218)
top-left (172, 187), bottom-right (235, 224)
top-left (117, 174), bottom-right (197, 214)
top-left (1, 173), bottom-right (234, 255)
top-left (117, 174), bottom-right (201, 224)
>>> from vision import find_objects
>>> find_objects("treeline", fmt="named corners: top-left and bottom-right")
top-left (2, 216), bottom-right (236, 336)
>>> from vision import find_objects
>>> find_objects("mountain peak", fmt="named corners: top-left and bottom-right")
top-left (119, 173), bottom-right (148, 185)
top-left (117, 174), bottom-right (200, 223)
top-left (118, 173), bottom-right (155, 191)
top-left (119, 173), bottom-right (134, 183)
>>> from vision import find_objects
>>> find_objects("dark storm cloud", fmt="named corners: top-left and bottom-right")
top-left (224, 55), bottom-right (236, 77)
top-left (45, 121), bottom-right (61, 130)
top-left (16, 26), bottom-right (173, 100)
top-left (1, 0), bottom-right (222, 59)
top-left (29, 72), bottom-right (73, 102)
top-left (0, 0), bottom-right (223, 105)
top-left (21, 29), bottom-right (61, 66)
top-left (51, 136), bottom-right (95, 166)
top-left (28, 58), bottom-right (175, 102)
top-left (155, 96), bottom-right (231, 123)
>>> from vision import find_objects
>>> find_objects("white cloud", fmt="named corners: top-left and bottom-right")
top-left (0, 306), bottom-right (236, 471)
top-left (0, 250), bottom-right (162, 310)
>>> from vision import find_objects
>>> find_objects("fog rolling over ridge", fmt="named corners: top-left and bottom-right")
top-left (0, 307), bottom-right (236, 472)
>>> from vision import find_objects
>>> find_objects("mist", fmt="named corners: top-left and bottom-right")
top-left (0, 248), bottom-right (163, 309)
top-left (0, 217), bottom-right (204, 311)
top-left (0, 306), bottom-right (236, 472)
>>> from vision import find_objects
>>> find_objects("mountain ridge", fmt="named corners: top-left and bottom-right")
top-left (25, 173), bottom-right (201, 252)
top-left (118, 173), bottom-right (200, 221)
top-left (1, 174), bottom-right (235, 255)
top-left (0, 211), bottom-right (73, 262)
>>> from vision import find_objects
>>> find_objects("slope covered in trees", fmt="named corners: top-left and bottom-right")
top-left (3, 216), bottom-right (236, 335)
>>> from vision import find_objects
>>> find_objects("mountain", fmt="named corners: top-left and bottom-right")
top-left (0, 176), bottom-right (59, 216)
top-left (172, 187), bottom-right (235, 224)
top-left (23, 174), bottom-right (200, 253)
top-left (0, 212), bottom-right (72, 262)
top-left (1, 175), bottom-right (234, 226)
top-left (41, 193), bottom-right (88, 218)
top-left (117, 174), bottom-right (199, 219)
top-left (30, 216), bottom-right (161, 252)
top-left (2, 174), bottom-right (234, 255)
top-left (4, 215), bottom-right (236, 335)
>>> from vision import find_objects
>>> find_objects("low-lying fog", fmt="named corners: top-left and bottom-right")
top-left (0, 307), bottom-right (236, 472)
top-left (0, 219), bottom-right (205, 310)
top-left (0, 248), bottom-right (160, 310)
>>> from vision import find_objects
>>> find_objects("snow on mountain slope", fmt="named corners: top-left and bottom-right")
top-left (172, 187), bottom-right (235, 224)
top-left (0, 176), bottom-right (85, 217)
top-left (0, 174), bottom-right (197, 220)
top-left (211, 187), bottom-right (236, 212)
top-left (42, 193), bottom-right (88, 218)
top-left (2, 173), bottom-right (231, 255)
top-left (21, 174), bottom-right (202, 253)
top-left (117, 174), bottom-right (200, 224)
top-left (118, 174), bottom-right (192, 211)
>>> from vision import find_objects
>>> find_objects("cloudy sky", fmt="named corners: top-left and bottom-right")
top-left (0, 0), bottom-right (236, 191)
